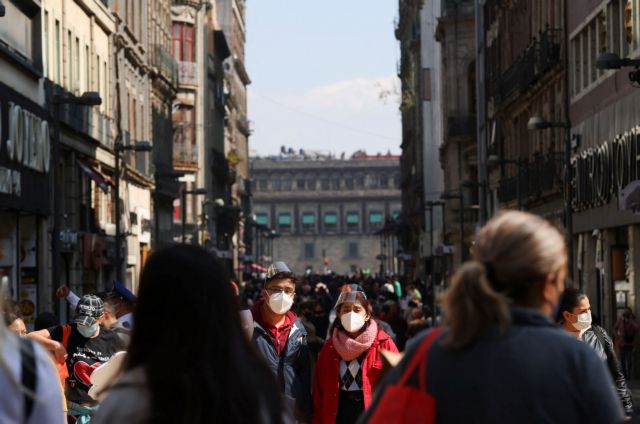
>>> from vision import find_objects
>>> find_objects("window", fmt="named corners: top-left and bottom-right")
top-left (321, 179), bottom-right (330, 190)
top-left (256, 213), bottom-right (268, 226)
top-left (369, 211), bottom-right (383, 226)
top-left (272, 179), bottom-right (281, 191)
top-left (302, 212), bottom-right (315, 229)
top-left (75, 37), bottom-right (80, 93)
top-left (67, 30), bottom-right (72, 89)
top-left (380, 174), bottom-right (389, 188)
top-left (307, 179), bottom-right (316, 190)
top-left (348, 242), bottom-right (359, 259)
top-left (282, 178), bottom-right (292, 191)
top-left (55, 20), bottom-right (60, 84)
top-left (346, 212), bottom-right (360, 229)
top-left (392, 210), bottom-right (401, 220)
top-left (332, 178), bottom-right (340, 190)
top-left (324, 212), bottom-right (337, 229)
top-left (393, 173), bottom-right (401, 188)
top-left (297, 179), bottom-right (306, 190)
top-left (258, 179), bottom-right (268, 191)
top-left (43, 12), bottom-right (48, 78)
top-left (173, 105), bottom-right (195, 146)
top-left (356, 175), bottom-right (365, 188)
top-left (85, 45), bottom-right (90, 93)
top-left (172, 22), bottom-right (195, 62)
top-left (278, 212), bottom-right (291, 229)
top-left (345, 178), bottom-right (354, 190)
top-left (304, 242), bottom-right (315, 259)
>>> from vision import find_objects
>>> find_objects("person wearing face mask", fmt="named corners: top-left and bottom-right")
top-left (312, 284), bottom-right (398, 424)
top-left (251, 261), bottom-right (312, 423)
top-left (28, 295), bottom-right (124, 422)
top-left (361, 211), bottom-right (623, 424)
top-left (558, 287), bottom-right (633, 419)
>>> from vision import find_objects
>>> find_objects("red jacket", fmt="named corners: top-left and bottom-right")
top-left (312, 326), bottom-right (398, 424)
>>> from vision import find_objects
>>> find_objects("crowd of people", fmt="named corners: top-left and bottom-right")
top-left (0, 210), bottom-right (638, 423)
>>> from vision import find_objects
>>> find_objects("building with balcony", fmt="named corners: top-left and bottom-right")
top-left (435, 1), bottom-right (477, 269)
top-left (396, 0), bottom-right (446, 285)
top-left (149, 0), bottom-right (180, 247)
top-left (0, 0), bottom-right (52, 325)
top-left (566, 0), bottom-right (640, 346)
top-left (251, 152), bottom-right (402, 275)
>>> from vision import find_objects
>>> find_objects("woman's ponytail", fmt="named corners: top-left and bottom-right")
top-left (441, 261), bottom-right (510, 348)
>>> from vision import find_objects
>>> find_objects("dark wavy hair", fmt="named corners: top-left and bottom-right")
top-left (125, 244), bottom-right (284, 424)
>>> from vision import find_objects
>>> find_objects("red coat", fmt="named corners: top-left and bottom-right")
top-left (312, 326), bottom-right (398, 424)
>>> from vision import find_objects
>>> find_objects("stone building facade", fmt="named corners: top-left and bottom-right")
top-left (251, 153), bottom-right (401, 276)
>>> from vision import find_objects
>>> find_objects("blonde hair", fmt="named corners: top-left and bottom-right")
top-left (440, 210), bottom-right (567, 348)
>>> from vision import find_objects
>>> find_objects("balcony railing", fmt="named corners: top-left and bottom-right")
top-left (490, 28), bottom-right (562, 108)
top-left (178, 61), bottom-right (198, 86)
top-left (173, 141), bottom-right (198, 167)
top-left (497, 153), bottom-right (563, 204)
top-left (44, 80), bottom-right (113, 148)
top-left (152, 46), bottom-right (178, 87)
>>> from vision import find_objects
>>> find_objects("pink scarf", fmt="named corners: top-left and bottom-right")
top-left (332, 319), bottom-right (378, 361)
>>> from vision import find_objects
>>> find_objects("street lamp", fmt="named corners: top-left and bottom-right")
top-left (595, 52), bottom-right (640, 83)
top-left (51, 91), bottom-right (102, 313)
top-left (114, 140), bottom-right (152, 283)
top-left (527, 115), bottom-right (573, 278)
top-left (181, 187), bottom-right (207, 243)
top-left (488, 154), bottom-right (525, 210)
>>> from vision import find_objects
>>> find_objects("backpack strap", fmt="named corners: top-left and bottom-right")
top-left (19, 338), bottom-right (37, 419)
top-left (397, 327), bottom-right (445, 390)
top-left (61, 324), bottom-right (72, 349)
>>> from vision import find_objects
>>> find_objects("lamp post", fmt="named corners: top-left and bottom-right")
top-left (487, 155), bottom-right (525, 210)
top-left (440, 191), bottom-right (465, 265)
top-left (114, 140), bottom-right (152, 283)
top-left (527, 116), bottom-right (573, 277)
top-left (51, 91), bottom-right (101, 312)
top-left (181, 187), bottom-right (207, 243)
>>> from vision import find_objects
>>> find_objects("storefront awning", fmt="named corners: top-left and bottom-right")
top-left (77, 160), bottom-right (113, 193)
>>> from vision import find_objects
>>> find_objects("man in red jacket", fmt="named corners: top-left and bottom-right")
top-left (251, 262), bottom-right (312, 423)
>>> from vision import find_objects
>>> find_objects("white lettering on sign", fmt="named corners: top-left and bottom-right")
top-left (5, 102), bottom-right (50, 174)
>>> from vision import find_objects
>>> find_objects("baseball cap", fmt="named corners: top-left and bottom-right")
top-left (74, 295), bottom-right (104, 327)
top-left (265, 261), bottom-right (293, 283)
top-left (107, 280), bottom-right (136, 303)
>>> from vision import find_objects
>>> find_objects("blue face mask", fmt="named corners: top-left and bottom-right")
top-left (77, 323), bottom-right (99, 338)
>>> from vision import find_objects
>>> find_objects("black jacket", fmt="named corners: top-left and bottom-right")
top-left (583, 325), bottom-right (634, 415)
top-left (361, 308), bottom-right (624, 424)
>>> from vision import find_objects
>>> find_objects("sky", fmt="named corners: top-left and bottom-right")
top-left (246, 0), bottom-right (401, 157)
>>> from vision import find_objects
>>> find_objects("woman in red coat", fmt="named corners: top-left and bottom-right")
top-left (312, 284), bottom-right (398, 424)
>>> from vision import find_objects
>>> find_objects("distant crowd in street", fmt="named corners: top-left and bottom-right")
top-left (0, 210), bottom-right (639, 423)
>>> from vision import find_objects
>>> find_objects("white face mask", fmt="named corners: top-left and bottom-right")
top-left (267, 291), bottom-right (294, 315)
top-left (340, 311), bottom-right (366, 333)
top-left (572, 311), bottom-right (592, 331)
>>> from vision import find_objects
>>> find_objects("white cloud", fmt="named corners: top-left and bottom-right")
top-left (248, 75), bottom-right (401, 156)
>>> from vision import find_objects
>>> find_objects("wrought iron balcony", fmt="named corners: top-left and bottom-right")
top-left (152, 46), bottom-right (178, 87)
top-left (497, 153), bottom-right (563, 204)
top-left (173, 141), bottom-right (198, 168)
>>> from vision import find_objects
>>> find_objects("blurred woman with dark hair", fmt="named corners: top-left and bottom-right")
top-left (312, 284), bottom-right (398, 424)
top-left (94, 244), bottom-right (287, 424)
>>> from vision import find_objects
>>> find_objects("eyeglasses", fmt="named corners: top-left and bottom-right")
top-left (266, 287), bottom-right (295, 296)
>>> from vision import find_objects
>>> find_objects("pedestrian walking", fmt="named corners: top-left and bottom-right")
top-left (361, 211), bottom-right (624, 424)
top-left (94, 244), bottom-right (287, 424)
top-left (28, 295), bottom-right (124, 422)
top-left (559, 288), bottom-right (634, 418)
top-left (313, 284), bottom-right (398, 424)
top-left (615, 307), bottom-right (638, 380)
top-left (251, 261), bottom-right (312, 423)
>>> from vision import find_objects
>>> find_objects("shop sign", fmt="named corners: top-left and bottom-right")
top-left (0, 166), bottom-right (21, 196)
top-left (572, 126), bottom-right (640, 211)
top-left (2, 102), bottom-right (50, 174)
